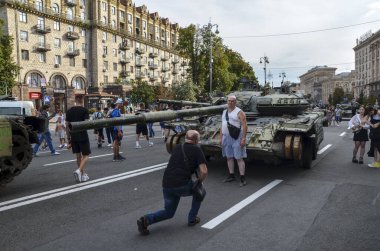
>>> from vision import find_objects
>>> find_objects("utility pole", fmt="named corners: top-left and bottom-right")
top-left (259, 55), bottom-right (269, 86)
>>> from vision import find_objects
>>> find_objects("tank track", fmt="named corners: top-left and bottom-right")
top-left (0, 120), bottom-right (33, 187)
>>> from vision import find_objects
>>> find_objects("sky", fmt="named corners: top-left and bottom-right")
top-left (133, 0), bottom-right (380, 86)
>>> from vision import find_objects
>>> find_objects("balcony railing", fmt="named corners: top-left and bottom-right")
top-left (161, 55), bottom-right (170, 61)
top-left (135, 48), bottom-right (145, 55)
top-left (149, 52), bottom-right (159, 58)
top-left (66, 31), bottom-right (80, 40)
top-left (162, 77), bottom-right (170, 83)
top-left (120, 70), bottom-right (130, 78)
top-left (135, 73), bottom-right (146, 79)
top-left (33, 24), bottom-right (51, 34)
top-left (148, 63), bottom-right (158, 69)
top-left (172, 69), bottom-right (179, 75)
top-left (135, 60), bottom-right (146, 67)
top-left (67, 49), bottom-right (80, 57)
top-left (161, 66), bottom-right (170, 72)
top-left (172, 58), bottom-right (180, 64)
top-left (65, 0), bottom-right (77, 6)
top-left (119, 57), bottom-right (131, 64)
top-left (149, 75), bottom-right (159, 81)
top-left (33, 42), bottom-right (51, 51)
top-left (119, 42), bottom-right (130, 50)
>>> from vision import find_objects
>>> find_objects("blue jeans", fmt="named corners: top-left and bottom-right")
top-left (33, 131), bottom-right (56, 154)
top-left (145, 181), bottom-right (201, 225)
top-left (148, 122), bottom-right (155, 138)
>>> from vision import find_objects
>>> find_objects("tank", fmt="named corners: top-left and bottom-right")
top-left (0, 96), bottom-right (46, 187)
top-left (156, 99), bottom-right (211, 108)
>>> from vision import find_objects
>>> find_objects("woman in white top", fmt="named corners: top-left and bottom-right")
top-left (348, 105), bottom-right (370, 164)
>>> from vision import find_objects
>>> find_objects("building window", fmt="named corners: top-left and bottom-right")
top-left (112, 20), bottom-right (116, 28)
top-left (113, 77), bottom-right (118, 83)
top-left (54, 21), bottom-right (60, 30)
top-left (55, 55), bottom-right (61, 65)
top-left (112, 48), bottom-right (117, 57)
top-left (54, 38), bottom-right (61, 48)
top-left (73, 77), bottom-right (85, 89)
top-left (102, 32), bottom-right (107, 41)
top-left (82, 43), bottom-right (87, 52)
top-left (19, 12), bottom-right (27, 22)
top-left (35, 0), bottom-right (43, 11)
top-left (20, 31), bottom-right (28, 41)
top-left (120, 10), bottom-right (125, 19)
top-left (104, 61), bottom-right (109, 70)
top-left (68, 25), bottom-right (74, 32)
top-left (69, 58), bottom-right (75, 67)
top-left (28, 72), bottom-right (43, 87)
top-left (128, 14), bottom-right (132, 23)
top-left (21, 50), bottom-right (29, 60)
top-left (80, 12), bottom-right (85, 20)
top-left (38, 53), bottom-right (46, 63)
top-left (102, 2), bottom-right (107, 11)
top-left (67, 8), bottom-right (73, 20)
top-left (111, 6), bottom-right (116, 15)
top-left (81, 28), bottom-right (86, 37)
top-left (113, 63), bottom-right (117, 71)
top-left (52, 3), bottom-right (59, 14)
top-left (104, 76), bottom-right (108, 85)
top-left (82, 59), bottom-right (87, 68)
top-left (103, 46), bottom-right (108, 55)
top-left (102, 16), bottom-right (107, 25)
top-left (112, 34), bottom-right (117, 43)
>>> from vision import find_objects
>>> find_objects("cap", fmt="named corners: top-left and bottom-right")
top-left (115, 98), bottom-right (123, 104)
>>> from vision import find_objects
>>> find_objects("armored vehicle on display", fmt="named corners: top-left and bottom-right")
top-left (0, 96), bottom-right (46, 187)
top-left (156, 99), bottom-right (211, 108)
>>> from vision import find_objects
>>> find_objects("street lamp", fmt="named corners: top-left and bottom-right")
top-left (259, 55), bottom-right (269, 86)
top-left (279, 72), bottom-right (286, 87)
top-left (204, 19), bottom-right (219, 97)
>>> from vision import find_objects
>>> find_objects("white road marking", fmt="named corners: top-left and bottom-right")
top-left (201, 179), bottom-right (283, 230)
top-left (339, 132), bottom-right (346, 137)
top-left (43, 152), bottom-right (123, 166)
top-left (0, 163), bottom-right (167, 212)
top-left (317, 144), bottom-right (332, 154)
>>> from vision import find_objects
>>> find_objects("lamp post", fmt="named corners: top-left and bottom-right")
top-left (279, 72), bottom-right (286, 87)
top-left (204, 19), bottom-right (219, 97)
top-left (259, 55), bottom-right (269, 86)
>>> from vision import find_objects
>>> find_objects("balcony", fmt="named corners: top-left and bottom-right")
top-left (149, 52), bottom-right (159, 58)
top-left (148, 63), bottom-right (158, 69)
top-left (135, 48), bottom-right (145, 55)
top-left (32, 24), bottom-right (51, 34)
top-left (66, 31), bottom-right (80, 40)
top-left (65, 0), bottom-right (77, 6)
top-left (149, 75), bottom-right (159, 81)
top-left (119, 57), bottom-right (131, 64)
top-left (120, 70), bottom-right (130, 78)
top-left (135, 60), bottom-right (146, 67)
top-left (119, 42), bottom-right (130, 50)
top-left (33, 42), bottom-right (51, 51)
top-left (172, 58), bottom-right (180, 64)
top-left (181, 61), bottom-right (187, 66)
top-left (67, 49), bottom-right (80, 57)
top-left (135, 73), bottom-right (146, 79)
top-left (161, 66), bottom-right (170, 72)
top-left (172, 69), bottom-right (179, 75)
top-left (161, 55), bottom-right (170, 61)
top-left (162, 77), bottom-right (170, 83)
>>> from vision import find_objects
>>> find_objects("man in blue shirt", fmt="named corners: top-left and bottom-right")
top-left (111, 98), bottom-right (126, 161)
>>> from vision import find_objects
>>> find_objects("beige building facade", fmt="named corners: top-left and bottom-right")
top-left (353, 29), bottom-right (380, 100)
top-left (0, 0), bottom-right (188, 111)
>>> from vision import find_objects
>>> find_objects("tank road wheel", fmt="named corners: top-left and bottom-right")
top-left (165, 133), bottom-right (186, 154)
top-left (293, 136), bottom-right (313, 169)
top-left (284, 134), bottom-right (294, 160)
top-left (0, 132), bottom-right (33, 187)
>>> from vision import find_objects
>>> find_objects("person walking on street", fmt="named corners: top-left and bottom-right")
top-left (55, 116), bottom-right (66, 148)
top-left (33, 105), bottom-right (60, 156)
top-left (104, 107), bottom-right (113, 147)
top-left (93, 107), bottom-right (105, 148)
top-left (335, 105), bottom-right (342, 126)
top-left (366, 107), bottom-right (380, 168)
top-left (66, 96), bottom-right (91, 182)
top-left (57, 110), bottom-right (67, 148)
top-left (220, 95), bottom-right (248, 187)
top-left (349, 105), bottom-right (370, 164)
top-left (135, 103), bottom-right (154, 148)
top-left (137, 130), bottom-right (208, 235)
top-left (110, 99), bottom-right (126, 161)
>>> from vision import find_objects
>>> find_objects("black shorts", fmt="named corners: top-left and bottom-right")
top-left (136, 124), bottom-right (148, 135)
top-left (71, 140), bottom-right (91, 155)
top-left (112, 130), bottom-right (123, 143)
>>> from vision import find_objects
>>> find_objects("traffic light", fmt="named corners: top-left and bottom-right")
top-left (41, 86), bottom-right (47, 96)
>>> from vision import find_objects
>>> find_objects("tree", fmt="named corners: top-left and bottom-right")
top-left (171, 79), bottom-right (199, 101)
top-left (328, 94), bottom-right (333, 105)
top-left (129, 80), bottom-right (154, 107)
top-left (332, 87), bottom-right (344, 105)
top-left (0, 19), bottom-right (19, 95)
top-left (358, 91), bottom-right (364, 105)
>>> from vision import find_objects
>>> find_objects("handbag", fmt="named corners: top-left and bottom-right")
top-left (225, 110), bottom-right (241, 140)
top-left (181, 144), bottom-right (206, 202)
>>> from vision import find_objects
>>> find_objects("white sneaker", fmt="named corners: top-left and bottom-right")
top-left (81, 173), bottom-right (90, 182)
top-left (107, 143), bottom-right (112, 147)
top-left (51, 151), bottom-right (60, 155)
top-left (136, 145), bottom-right (142, 149)
top-left (58, 144), bottom-right (63, 148)
top-left (73, 169), bottom-right (82, 182)
top-left (148, 142), bottom-right (154, 147)
top-left (64, 143), bottom-right (67, 147)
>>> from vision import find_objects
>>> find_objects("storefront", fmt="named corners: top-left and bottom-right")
top-left (28, 91), bottom-right (42, 110)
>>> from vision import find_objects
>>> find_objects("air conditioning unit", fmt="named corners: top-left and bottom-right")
top-left (54, 64), bottom-right (60, 68)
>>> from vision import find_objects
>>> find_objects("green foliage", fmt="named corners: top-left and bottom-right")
top-left (171, 79), bottom-right (199, 101)
top-left (358, 91), bottom-right (365, 105)
top-left (129, 80), bottom-right (155, 107)
top-left (328, 94), bottom-right (333, 105)
top-left (332, 87), bottom-right (344, 105)
top-left (0, 19), bottom-right (19, 95)
top-left (88, 108), bottom-right (96, 114)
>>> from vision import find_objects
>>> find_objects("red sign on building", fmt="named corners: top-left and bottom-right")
top-left (29, 92), bottom-right (41, 99)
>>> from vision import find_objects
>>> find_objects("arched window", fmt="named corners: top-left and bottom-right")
top-left (112, 20), bottom-right (116, 28)
top-left (52, 75), bottom-right (66, 89)
top-left (72, 76), bottom-right (85, 89)
top-left (52, 3), bottom-right (59, 14)
top-left (102, 16), bottom-right (107, 25)
top-left (35, 0), bottom-right (43, 11)
top-left (28, 72), bottom-right (43, 88)
top-left (67, 8), bottom-right (73, 20)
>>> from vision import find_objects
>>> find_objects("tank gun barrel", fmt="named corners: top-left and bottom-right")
top-left (157, 99), bottom-right (211, 107)
top-left (69, 104), bottom-right (226, 132)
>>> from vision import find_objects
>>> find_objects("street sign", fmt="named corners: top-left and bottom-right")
top-left (44, 96), bottom-right (50, 103)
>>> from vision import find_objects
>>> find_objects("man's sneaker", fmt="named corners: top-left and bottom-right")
top-left (135, 145), bottom-right (142, 149)
top-left (239, 179), bottom-right (247, 187)
top-left (81, 173), bottom-right (90, 182)
top-left (97, 143), bottom-right (102, 148)
top-left (33, 152), bottom-right (39, 157)
top-left (73, 169), bottom-right (82, 183)
top-left (148, 141), bottom-right (154, 147)
top-left (58, 144), bottom-right (63, 148)
top-left (51, 151), bottom-right (60, 155)
top-left (117, 155), bottom-right (126, 161)
top-left (223, 175), bottom-right (236, 182)
top-left (113, 156), bottom-right (121, 162)
top-left (188, 217), bottom-right (200, 227)
top-left (137, 216), bottom-right (149, 235)
top-left (107, 143), bottom-right (112, 147)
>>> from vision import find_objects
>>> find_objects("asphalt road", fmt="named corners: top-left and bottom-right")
top-left (0, 123), bottom-right (379, 251)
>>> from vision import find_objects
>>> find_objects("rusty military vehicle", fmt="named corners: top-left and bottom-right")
top-left (0, 96), bottom-right (46, 187)
top-left (70, 91), bottom-right (326, 169)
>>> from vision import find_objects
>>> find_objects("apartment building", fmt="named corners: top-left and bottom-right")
top-left (0, 0), bottom-right (188, 111)
top-left (353, 29), bottom-right (380, 100)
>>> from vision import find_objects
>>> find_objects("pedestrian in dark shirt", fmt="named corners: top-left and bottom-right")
top-left (135, 103), bottom-right (153, 148)
top-left (66, 96), bottom-right (91, 183)
top-left (137, 130), bottom-right (208, 235)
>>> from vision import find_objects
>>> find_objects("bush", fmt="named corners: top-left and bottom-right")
top-left (89, 108), bottom-right (96, 114)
